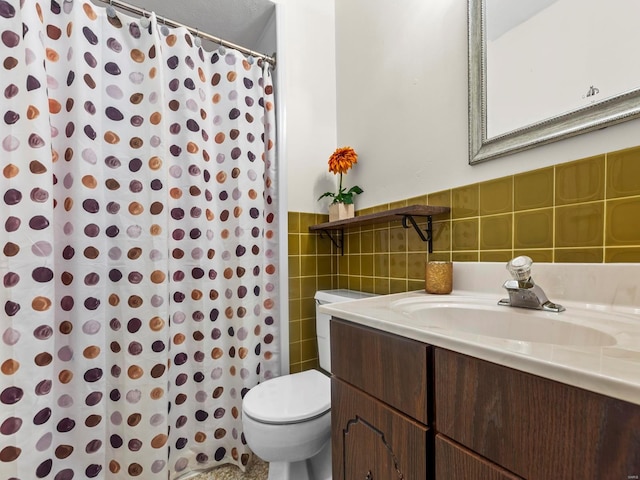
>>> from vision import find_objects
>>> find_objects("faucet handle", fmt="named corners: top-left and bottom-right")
top-left (506, 255), bottom-right (533, 281)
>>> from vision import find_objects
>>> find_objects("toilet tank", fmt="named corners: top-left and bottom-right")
top-left (314, 289), bottom-right (376, 372)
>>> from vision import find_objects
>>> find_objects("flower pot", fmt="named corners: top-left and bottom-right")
top-left (329, 202), bottom-right (354, 222)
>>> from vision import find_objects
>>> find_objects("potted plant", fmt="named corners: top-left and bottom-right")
top-left (318, 146), bottom-right (363, 221)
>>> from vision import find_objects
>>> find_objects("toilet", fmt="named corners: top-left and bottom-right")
top-left (241, 289), bottom-right (374, 480)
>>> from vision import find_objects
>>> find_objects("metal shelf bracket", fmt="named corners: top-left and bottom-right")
top-left (319, 228), bottom-right (344, 255)
top-left (401, 215), bottom-right (434, 253)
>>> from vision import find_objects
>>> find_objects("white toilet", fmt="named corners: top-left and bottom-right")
top-left (241, 289), bottom-right (374, 480)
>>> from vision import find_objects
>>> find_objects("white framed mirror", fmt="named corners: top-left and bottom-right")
top-left (469, 0), bottom-right (640, 164)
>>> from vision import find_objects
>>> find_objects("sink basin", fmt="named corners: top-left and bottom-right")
top-left (390, 298), bottom-right (617, 347)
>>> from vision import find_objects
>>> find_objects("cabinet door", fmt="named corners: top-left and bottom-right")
top-left (331, 318), bottom-right (431, 424)
top-left (435, 434), bottom-right (523, 480)
top-left (332, 378), bottom-right (431, 480)
top-left (435, 348), bottom-right (640, 479)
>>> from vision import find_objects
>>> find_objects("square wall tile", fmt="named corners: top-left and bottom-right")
top-left (605, 247), bottom-right (640, 262)
top-left (373, 277), bottom-right (390, 295)
top-left (317, 256), bottom-right (333, 276)
top-left (514, 167), bottom-right (554, 211)
top-left (373, 253), bottom-right (389, 277)
top-left (555, 248), bottom-right (603, 263)
top-left (360, 229), bottom-right (374, 253)
top-left (317, 235), bottom-right (332, 255)
top-left (288, 233), bottom-right (299, 256)
top-left (408, 224), bottom-right (428, 252)
top-left (514, 208), bottom-right (553, 249)
top-left (361, 254), bottom-right (374, 276)
top-left (607, 146), bottom-right (640, 199)
top-left (452, 184), bottom-right (479, 219)
top-left (301, 339), bottom-right (318, 363)
top-left (555, 203), bottom-right (604, 248)
top-left (289, 298), bottom-right (301, 321)
top-left (452, 218), bottom-right (479, 251)
top-left (555, 155), bottom-right (605, 205)
top-left (300, 277), bottom-right (317, 299)
top-left (374, 228), bottom-right (390, 252)
top-left (301, 318), bottom-right (317, 341)
top-left (299, 212), bottom-right (318, 231)
top-left (480, 214), bottom-right (512, 250)
top-left (347, 275), bottom-right (362, 291)
top-left (299, 234), bottom-right (317, 255)
top-left (317, 274), bottom-right (333, 291)
top-left (408, 253), bottom-right (427, 280)
top-left (288, 211), bottom-right (301, 233)
top-left (390, 279), bottom-right (407, 294)
top-left (451, 251), bottom-right (479, 262)
top-left (300, 255), bottom-right (317, 276)
top-left (428, 190), bottom-right (452, 220)
top-left (514, 249), bottom-right (553, 263)
top-left (480, 177), bottom-right (513, 215)
top-left (389, 253), bottom-right (407, 279)
top-left (360, 276), bottom-right (375, 294)
top-left (432, 221), bottom-right (451, 252)
top-left (348, 254), bottom-right (361, 276)
top-left (345, 231), bottom-right (360, 255)
top-left (289, 320), bottom-right (301, 343)
top-left (606, 197), bottom-right (640, 246)
top-left (428, 252), bottom-right (451, 262)
top-left (390, 227), bottom-right (407, 252)
top-left (479, 251), bottom-right (513, 262)
top-left (289, 277), bottom-right (301, 300)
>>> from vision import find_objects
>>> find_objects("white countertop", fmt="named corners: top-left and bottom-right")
top-left (321, 288), bottom-right (640, 406)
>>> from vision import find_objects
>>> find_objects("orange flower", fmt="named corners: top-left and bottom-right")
top-left (318, 146), bottom-right (363, 205)
top-left (328, 147), bottom-right (358, 175)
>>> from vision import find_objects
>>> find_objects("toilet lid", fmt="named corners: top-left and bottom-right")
top-left (242, 369), bottom-right (331, 424)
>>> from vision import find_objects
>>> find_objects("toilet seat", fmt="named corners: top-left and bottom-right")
top-left (243, 370), bottom-right (330, 425)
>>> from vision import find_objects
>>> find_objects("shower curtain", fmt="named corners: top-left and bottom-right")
top-left (0, 1), bottom-right (279, 478)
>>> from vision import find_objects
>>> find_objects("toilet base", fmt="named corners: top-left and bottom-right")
top-left (267, 440), bottom-right (331, 480)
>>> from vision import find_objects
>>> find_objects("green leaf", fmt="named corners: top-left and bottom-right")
top-left (317, 192), bottom-right (335, 201)
top-left (347, 185), bottom-right (363, 195)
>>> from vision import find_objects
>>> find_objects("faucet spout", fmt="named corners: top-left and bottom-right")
top-left (498, 257), bottom-right (565, 312)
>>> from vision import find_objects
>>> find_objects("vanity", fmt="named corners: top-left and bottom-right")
top-left (322, 263), bottom-right (640, 479)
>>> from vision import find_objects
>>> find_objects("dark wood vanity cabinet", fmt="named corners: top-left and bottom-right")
top-left (331, 317), bottom-right (640, 480)
top-left (330, 318), bottom-right (432, 479)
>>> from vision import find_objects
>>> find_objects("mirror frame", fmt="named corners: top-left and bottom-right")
top-left (469, 0), bottom-right (640, 164)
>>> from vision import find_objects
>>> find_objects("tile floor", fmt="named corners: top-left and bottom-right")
top-left (190, 458), bottom-right (268, 480)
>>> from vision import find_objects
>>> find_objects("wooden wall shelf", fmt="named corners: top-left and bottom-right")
top-left (309, 204), bottom-right (450, 255)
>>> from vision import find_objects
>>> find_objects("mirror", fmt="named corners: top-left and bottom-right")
top-left (469, 0), bottom-right (640, 164)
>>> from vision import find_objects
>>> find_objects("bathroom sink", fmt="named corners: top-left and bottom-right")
top-left (390, 298), bottom-right (617, 347)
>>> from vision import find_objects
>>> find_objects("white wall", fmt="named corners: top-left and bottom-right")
top-left (273, 0), bottom-right (338, 213)
top-left (327, 0), bottom-right (640, 211)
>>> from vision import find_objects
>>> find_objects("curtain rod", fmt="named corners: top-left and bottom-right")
top-left (94, 0), bottom-right (276, 67)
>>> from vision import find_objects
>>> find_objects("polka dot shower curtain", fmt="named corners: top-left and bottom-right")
top-left (0, 0), bottom-right (279, 478)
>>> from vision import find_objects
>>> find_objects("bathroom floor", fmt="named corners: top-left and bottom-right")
top-left (190, 458), bottom-right (268, 480)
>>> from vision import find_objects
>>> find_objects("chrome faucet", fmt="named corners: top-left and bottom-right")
top-left (497, 256), bottom-right (565, 312)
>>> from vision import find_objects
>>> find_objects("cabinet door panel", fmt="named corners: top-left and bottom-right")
top-left (332, 378), bottom-right (431, 480)
top-left (435, 434), bottom-right (523, 480)
top-left (435, 348), bottom-right (640, 480)
top-left (331, 318), bottom-right (430, 424)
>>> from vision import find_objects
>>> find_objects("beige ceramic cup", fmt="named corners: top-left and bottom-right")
top-left (425, 261), bottom-right (453, 294)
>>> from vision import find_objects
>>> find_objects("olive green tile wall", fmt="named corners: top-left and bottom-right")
top-left (287, 211), bottom-right (336, 373)
top-left (287, 145), bottom-right (640, 371)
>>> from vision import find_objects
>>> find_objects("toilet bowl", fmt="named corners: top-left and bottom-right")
top-left (241, 289), bottom-right (375, 480)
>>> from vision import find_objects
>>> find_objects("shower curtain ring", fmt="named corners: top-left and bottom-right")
top-left (140, 9), bottom-right (150, 29)
top-left (194, 28), bottom-right (202, 47)
top-left (106, 0), bottom-right (117, 18)
top-left (160, 16), bottom-right (170, 36)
